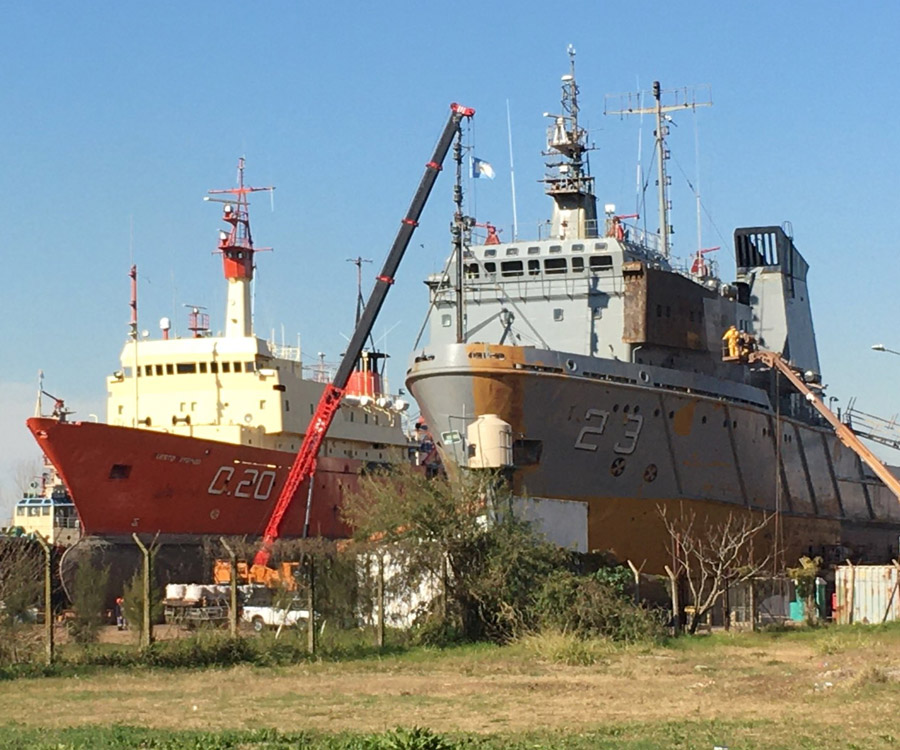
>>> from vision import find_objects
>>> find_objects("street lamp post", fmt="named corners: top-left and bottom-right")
top-left (872, 344), bottom-right (900, 357)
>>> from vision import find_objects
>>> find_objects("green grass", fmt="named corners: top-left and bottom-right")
top-left (1, 623), bottom-right (899, 749)
top-left (0, 720), bottom-right (889, 750)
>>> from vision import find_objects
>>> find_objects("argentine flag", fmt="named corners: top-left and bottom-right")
top-left (471, 157), bottom-right (495, 180)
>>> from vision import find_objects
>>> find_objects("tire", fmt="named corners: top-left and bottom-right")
top-left (252, 616), bottom-right (265, 633)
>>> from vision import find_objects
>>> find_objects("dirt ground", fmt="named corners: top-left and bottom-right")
top-left (1, 627), bottom-right (899, 743)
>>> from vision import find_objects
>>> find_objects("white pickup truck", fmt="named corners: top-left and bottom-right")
top-left (241, 600), bottom-right (309, 632)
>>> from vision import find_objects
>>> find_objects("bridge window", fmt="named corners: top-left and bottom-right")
top-left (211, 362), bottom-right (219, 373)
top-left (572, 257), bottom-right (585, 273)
top-left (501, 260), bottom-right (524, 277)
top-left (589, 255), bottom-right (613, 271)
top-left (594, 242), bottom-right (608, 251)
top-left (553, 308), bottom-right (564, 321)
top-left (441, 314), bottom-right (452, 327)
top-left (245, 361), bottom-right (255, 373)
top-left (166, 364), bottom-right (174, 375)
top-left (544, 257), bottom-right (568, 274)
top-left (464, 262), bottom-right (480, 279)
top-left (233, 362), bottom-right (242, 373)
top-left (505, 247), bottom-right (519, 256)
top-left (484, 248), bottom-right (497, 258)
top-left (222, 362), bottom-right (231, 373)
top-left (528, 246), bottom-right (541, 255)
top-left (176, 363), bottom-right (197, 374)
top-left (484, 262), bottom-right (497, 275)
top-left (549, 245), bottom-right (562, 254)
top-left (528, 259), bottom-right (540, 276)
top-left (572, 243), bottom-right (585, 252)
top-left (199, 362), bottom-right (208, 373)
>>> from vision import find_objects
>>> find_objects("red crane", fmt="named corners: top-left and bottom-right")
top-left (253, 102), bottom-right (475, 567)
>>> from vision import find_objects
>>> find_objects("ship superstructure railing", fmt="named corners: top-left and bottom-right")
top-left (303, 362), bottom-right (338, 384)
top-left (267, 342), bottom-right (302, 363)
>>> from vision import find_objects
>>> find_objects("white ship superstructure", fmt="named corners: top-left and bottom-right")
top-left (107, 159), bottom-right (410, 463)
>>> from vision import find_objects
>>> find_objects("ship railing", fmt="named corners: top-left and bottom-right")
top-left (303, 363), bottom-right (337, 383)
top-left (54, 517), bottom-right (81, 530)
top-left (622, 224), bottom-right (664, 258)
top-left (268, 342), bottom-right (302, 362)
top-left (535, 218), bottom-right (601, 241)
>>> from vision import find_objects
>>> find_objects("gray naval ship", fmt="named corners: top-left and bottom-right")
top-left (405, 52), bottom-right (900, 573)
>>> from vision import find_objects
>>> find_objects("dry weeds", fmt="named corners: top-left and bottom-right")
top-left (0, 628), bottom-right (898, 740)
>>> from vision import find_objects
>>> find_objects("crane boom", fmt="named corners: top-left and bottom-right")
top-left (746, 348), bottom-right (900, 502)
top-left (253, 103), bottom-right (475, 567)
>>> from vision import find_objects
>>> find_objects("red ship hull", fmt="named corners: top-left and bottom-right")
top-left (27, 417), bottom-right (359, 539)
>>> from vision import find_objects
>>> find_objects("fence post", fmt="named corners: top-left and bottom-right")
top-left (376, 553), bottom-right (385, 649)
top-left (440, 553), bottom-right (449, 621)
top-left (626, 559), bottom-right (641, 605)
top-left (306, 555), bottom-right (316, 656)
top-left (220, 537), bottom-right (238, 637)
top-left (846, 559), bottom-right (855, 626)
top-left (723, 580), bottom-right (730, 631)
top-left (33, 533), bottom-right (54, 666)
top-left (664, 565), bottom-right (681, 636)
top-left (748, 577), bottom-right (757, 632)
top-left (132, 533), bottom-right (153, 647)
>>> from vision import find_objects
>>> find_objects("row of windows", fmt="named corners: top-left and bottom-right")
top-left (133, 361), bottom-right (257, 377)
top-left (482, 242), bottom-right (608, 259)
top-left (466, 254), bottom-right (614, 279)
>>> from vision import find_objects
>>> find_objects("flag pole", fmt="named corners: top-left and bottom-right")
top-left (506, 99), bottom-right (519, 241)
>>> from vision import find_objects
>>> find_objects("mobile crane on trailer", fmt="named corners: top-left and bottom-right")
top-left (253, 102), bottom-right (476, 568)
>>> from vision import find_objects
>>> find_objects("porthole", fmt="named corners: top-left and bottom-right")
top-left (612, 404), bottom-right (619, 412)
top-left (566, 359), bottom-right (578, 372)
top-left (633, 405), bottom-right (640, 414)
top-left (623, 405), bottom-right (630, 413)
top-left (668, 411), bottom-right (674, 419)
top-left (653, 408), bottom-right (661, 417)
top-left (610, 457), bottom-right (626, 477)
top-left (639, 370), bottom-right (651, 383)
top-left (701, 416), bottom-right (707, 424)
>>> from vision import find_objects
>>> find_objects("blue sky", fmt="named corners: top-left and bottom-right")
top-left (2, 2), bottom-right (900, 514)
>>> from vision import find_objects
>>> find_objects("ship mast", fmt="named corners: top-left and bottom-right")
top-left (605, 82), bottom-right (711, 259)
top-left (205, 158), bottom-right (274, 338)
top-left (542, 45), bottom-right (598, 240)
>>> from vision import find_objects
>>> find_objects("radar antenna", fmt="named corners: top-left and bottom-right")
top-left (605, 82), bottom-right (711, 258)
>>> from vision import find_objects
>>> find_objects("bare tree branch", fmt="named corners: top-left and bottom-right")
top-left (660, 506), bottom-right (772, 634)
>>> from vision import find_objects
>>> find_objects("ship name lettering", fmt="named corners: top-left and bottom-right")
top-left (573, 410), bottom-right (644, 454)
top-left (208, 465), bottom-right (277, 501)
top-left (155, 453), bottom-right (177, 462)
top-left (574, 409), bottom-right (609, 451)
top-left (613, 415), bottom-right (643, 455)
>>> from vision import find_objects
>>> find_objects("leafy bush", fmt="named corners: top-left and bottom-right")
top-left (533, 569), bottom-right (664, 643)
top-left (68, 559), bottom-right (109, 644)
